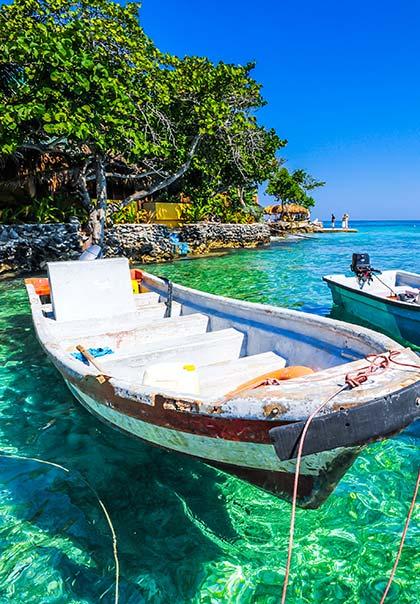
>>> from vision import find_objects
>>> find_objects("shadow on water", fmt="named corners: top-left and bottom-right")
top-left (0, 310), bottom-right (239, 603)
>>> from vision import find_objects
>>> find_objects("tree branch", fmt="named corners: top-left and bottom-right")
top-left (111, 135), bottom-right (201, 213)
top-left (104, 170), bottom-right (159, 180)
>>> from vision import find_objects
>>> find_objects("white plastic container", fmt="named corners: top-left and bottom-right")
top-left (142, 362), bottom-right (200, 394)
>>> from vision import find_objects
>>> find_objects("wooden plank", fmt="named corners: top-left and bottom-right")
top-left (100, 328), bottom-right (245, 380)
top-left (66, 313), bottom-right (209, 354)
top-left (199, 352), bottom-right (286, 398)
top-left (134, 292), bottom-right (160, 307)
top-left (47, 302), bottom-right (182, 339)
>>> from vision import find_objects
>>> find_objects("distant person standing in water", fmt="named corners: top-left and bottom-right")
top-left (331, 213), bottom-right (336, 228)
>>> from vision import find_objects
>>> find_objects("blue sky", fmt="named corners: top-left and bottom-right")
top-left (140, 0), bottom-right (420, 219)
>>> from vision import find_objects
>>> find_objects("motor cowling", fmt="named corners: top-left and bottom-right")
top-left (350, 253), bottom-right (371, 274)
top-left (350, 253), bottom-right (380, 288)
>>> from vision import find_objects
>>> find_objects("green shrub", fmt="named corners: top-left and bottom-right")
top-left (181, 191), bottom-right (263, 224)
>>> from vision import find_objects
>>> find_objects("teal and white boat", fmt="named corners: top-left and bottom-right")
top-left (324, 265), bottom-right (420, 346)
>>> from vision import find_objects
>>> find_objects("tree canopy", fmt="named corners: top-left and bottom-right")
top-left (0, 0), bottom-right (322, 239)
top-left (265, 162), bottom-right (325, 210)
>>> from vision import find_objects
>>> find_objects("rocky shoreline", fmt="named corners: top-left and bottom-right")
top-left (0, 220), bottom-right (83, 276)
top-left (0, 220), bottom-right (272, 277)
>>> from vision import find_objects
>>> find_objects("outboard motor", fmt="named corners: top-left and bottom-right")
top-left (350, 253), bottom-right (381, 288)
top-left (79, 244), bottom-right (102, 261)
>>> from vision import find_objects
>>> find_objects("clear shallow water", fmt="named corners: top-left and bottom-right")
top-left (0, 220), bottom-right (419, 603)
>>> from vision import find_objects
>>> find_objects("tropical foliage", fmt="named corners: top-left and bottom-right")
top-left (0, 0), bottom-right (287, 238)
top-left (0, 195), bottom-right (86, 224)
top-left (182, 189), bottom-right (263, 224)
top-left (111, 204), bottom-right (154, 225)
top-left (266, 162), bottom-right (325, 209)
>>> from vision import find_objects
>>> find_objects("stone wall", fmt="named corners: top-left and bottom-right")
top-left (0, 219), bottom-right (82, 275)
top-left (0, 220), bottom-right (271, 276)
top-left (179, 222), bottom-right (270, 253)
top-left (104, 224), bottom-right (175, 263)
top-left (268, 221), bottom-right (314, 236)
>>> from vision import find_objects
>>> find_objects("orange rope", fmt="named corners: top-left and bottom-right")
top-left (280, 350), bottom-right (420, 603)
top-left (379, 468), bottom-right (420, 604)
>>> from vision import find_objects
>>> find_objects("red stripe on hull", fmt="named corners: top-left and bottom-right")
top-left (62, 370), bottom-right (289, 444)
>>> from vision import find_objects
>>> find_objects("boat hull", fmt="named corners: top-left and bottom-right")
top-left (325, 280), bottom-right (420, 346)
top-left (24, 264), bottom-right (420, 509)
top-left (66, 380), bottom-right (361, 508)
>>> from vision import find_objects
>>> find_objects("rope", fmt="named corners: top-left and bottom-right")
top-left (280, 382), bottom-right (348, 604)
top-left (379, 468), bottom-right (420, 604)
top-left (345, 349), bottom-right (420, 388)
top-left (372, 273), bottom-right (398, 297)
top-left (156, 276), bottom-right (173, 318)
top-left (280, 350), bottom-right (420, 603)
top-left (0, 453), bottom-right (119, 604)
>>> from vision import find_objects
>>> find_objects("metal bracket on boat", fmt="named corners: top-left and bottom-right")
top-left (269, 381), bottom-right (420, 461)
top-left (158, 276), bottom-right (173, 318)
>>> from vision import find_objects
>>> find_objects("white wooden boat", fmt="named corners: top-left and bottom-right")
top-left (324, 269), bottom-right (420, 346)
top-left (25, 258), bottom-right (420, 508)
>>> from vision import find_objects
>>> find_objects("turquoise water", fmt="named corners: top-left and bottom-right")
top-left (0, 221), bottom-right (419, 603)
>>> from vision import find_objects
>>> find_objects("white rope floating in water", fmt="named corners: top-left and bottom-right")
top-left (0, 453), bottom-right (120, 604)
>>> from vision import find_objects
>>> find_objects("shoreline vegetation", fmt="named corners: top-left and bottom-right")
top-left (0, 0), bottom-right (324, 259)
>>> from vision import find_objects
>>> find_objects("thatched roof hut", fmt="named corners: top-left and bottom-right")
top-left (264, 203), bottom-right (310, 221)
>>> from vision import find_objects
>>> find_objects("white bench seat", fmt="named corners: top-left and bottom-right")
top-left (46, 302), bottom-right (182, 339)
top-left (198, 351), bottom-right (287, 399)
top-left (63, 313), bottom-right (209, 353)
top-left (134, 292), bottom-right (161, 307)
top-left (132, 301), bottom-right (181, 321)
top-left (100, 328), bottom-right (245, 381)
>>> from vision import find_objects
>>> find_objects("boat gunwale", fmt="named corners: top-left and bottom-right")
top-left (141, 271), bottom-right (406, 353)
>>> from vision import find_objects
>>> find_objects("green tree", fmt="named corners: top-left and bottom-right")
top-left (0, 0), bottom-right (283, 241)
top-left (0, 0), bottom-right (170, 242)
top-left (266, 162), bottom-right (325, 210)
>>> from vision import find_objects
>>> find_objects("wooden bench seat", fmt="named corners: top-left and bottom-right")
top-left (63, 313), bottom-right (209, 352)
top-left (198, 351), bottom-right (286, 398)
top-left (99, 328), bottom-right (245, 381)
top-left (46, 302), bottom-right (182, 339)
top-left (134, 292), bottom-right (161, 307)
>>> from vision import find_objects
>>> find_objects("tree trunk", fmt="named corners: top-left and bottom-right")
top-left (237, 186), bottom-right (246, 207)
top-left (93, 155), bottom-right (107, 247)
top-left (79, 177), bottom-right (92, 214)
top-left (76, 168), bottom-right (95, 247)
